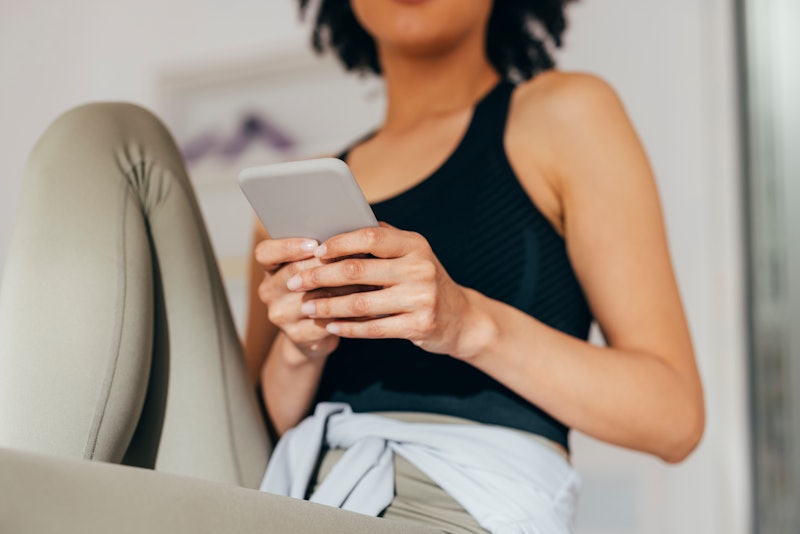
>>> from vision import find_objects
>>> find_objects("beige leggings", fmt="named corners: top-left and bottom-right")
top-left (0, 103), bottom-right (479, 533)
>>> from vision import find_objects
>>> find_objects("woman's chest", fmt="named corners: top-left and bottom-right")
top-left (350, 121), bottom-right (564, 236)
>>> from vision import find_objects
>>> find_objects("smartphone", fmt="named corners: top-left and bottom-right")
top-left (238, 158), bottom-right (378, 243)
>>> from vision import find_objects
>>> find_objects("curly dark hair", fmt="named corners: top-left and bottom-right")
top-left (297, 0), bottom-right (574, 81)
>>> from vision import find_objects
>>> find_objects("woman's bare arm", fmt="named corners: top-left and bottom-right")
top-left (467, 72), bottom-right (704, 462)
top-left (289, 72), bottom-right (704, 462)
top-left (243, 220), bottom-right (279, 383)
top-left (243, 221), bottom-right (329, 435)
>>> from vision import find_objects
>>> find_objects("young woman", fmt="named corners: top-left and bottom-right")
top-left (0, 1), bottom-right (703, 533)
top-left (243, 0), bottom-right (705, 531)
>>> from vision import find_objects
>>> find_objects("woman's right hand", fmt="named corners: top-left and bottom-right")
top-left (254, 237), bottom-right (342, 361)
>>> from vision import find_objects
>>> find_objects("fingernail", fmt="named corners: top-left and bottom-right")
top-left (314, 244), bottom-right (327, 258)
top-left (300, 240), bottom-right (318, 252)
top-left (301, 301), bottom-right (316, 315)
top-left (326, 323), bottom-right (340, 335)
top-left (286, 275), bottom-right (302, 291)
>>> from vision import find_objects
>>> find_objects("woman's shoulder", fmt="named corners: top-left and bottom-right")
top-left (510, 70), bottom-right (628, 137)
top-left (507, 70), bottom-right (639, 187)
top-left (504, 70), bottom-right (644, 232)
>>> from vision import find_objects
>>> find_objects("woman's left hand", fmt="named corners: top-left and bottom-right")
top-left (284, 223), bottom-right (489, 359)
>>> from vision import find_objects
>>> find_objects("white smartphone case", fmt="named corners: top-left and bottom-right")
top-left (239, 158), bottom-right (378, 243)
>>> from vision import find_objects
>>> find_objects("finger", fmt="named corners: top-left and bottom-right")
top-left (259, 260), bottom-right (325, 307)
top-left (268, 294), bottom-right (337, 330)
top-left (274, 256), bottom-right (325, 282)
top-left (264, 279), bottom-right (375, 321)
top-left (302, 286), bottom-right (420, 319)
top-left (266, 298), bottom-right (309, 326)
top-left (314, 226), bottom-right (422, 261)
top-left (282, 318), bottom-right (337, 345)
top-left (286, 257), bottom-right (423, 291)
top-left (305, 285), bottom-right (381, 300)
top-left (325, 314), bottom-right (421, 341)
top-left (255, 238), bottom-right (319, 272)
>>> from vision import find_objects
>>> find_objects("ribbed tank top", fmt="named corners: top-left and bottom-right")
top-left (314, 80), bottom-right (593, 450)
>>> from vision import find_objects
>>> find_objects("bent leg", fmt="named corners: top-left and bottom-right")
top-left (0, 103), bottom-right (268, 487)
top-left (0, 447), bottom-right (437, 534)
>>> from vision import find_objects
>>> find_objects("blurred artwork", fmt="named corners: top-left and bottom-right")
top-left (181, 112), bottom-right (296, 166)
top-left (156, 46), bottom-right (384, 333)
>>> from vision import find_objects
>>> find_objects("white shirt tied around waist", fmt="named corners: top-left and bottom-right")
top-left (260, 403), bottom-right (580, 534)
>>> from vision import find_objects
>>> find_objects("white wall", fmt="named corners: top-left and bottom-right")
top-left (0, 0), bottom-right (308, 274)
top-left (555, 2), bottom-right (749, 533)
top-left (0, 1), bottom-right (749, 533)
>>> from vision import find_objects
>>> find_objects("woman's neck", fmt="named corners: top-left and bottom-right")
top-left (377, 33), bottom-right (500, 134)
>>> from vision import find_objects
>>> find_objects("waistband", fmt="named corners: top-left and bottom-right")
top-left (373, 411), bottom-right (570, 461)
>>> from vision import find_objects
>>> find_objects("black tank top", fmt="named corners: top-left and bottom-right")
top-left (314, 80), bottom-right (593, 450)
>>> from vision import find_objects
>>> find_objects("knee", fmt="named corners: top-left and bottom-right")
top-left (32, 102), bottom-right (179, 165)
top-left (26, 103), bottom-right (187, 197)
top-left (49, 102), bottom-right (167, 139)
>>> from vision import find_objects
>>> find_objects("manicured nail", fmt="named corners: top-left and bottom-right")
top-left (326, 323), bottom-right (340, 335)
top-left (314, 244), bottom-right (327, 258)
top-left (301, 301), bottom-right (316, 316)
top-left (300, 240), bottom-right (318, 252)
top-left (286, 275), bottom-right (302, 291)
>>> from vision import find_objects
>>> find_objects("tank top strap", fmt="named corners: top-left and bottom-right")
top-left (469, 79), bottom-right (516, 150)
